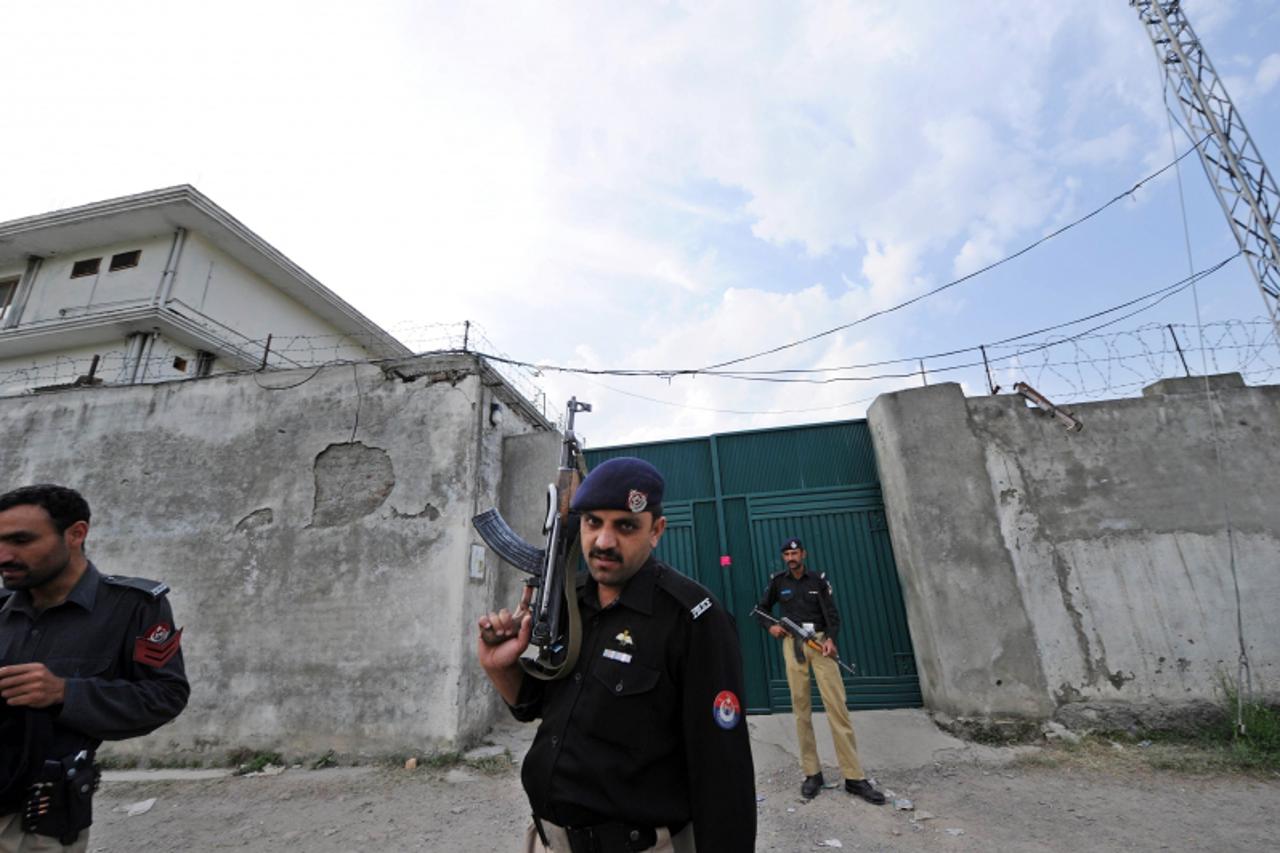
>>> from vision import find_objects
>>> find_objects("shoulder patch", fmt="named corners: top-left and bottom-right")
top-left (690, 597), bottom-right (712, 620)
top-left (652, 561), bottom-right (717, 612)
top-left (102, 575), bottom-right (170, 599)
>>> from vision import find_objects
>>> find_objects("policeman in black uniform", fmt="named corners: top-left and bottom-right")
top-left (0, 485), bottom-right (189, 851)
top-left (758, 537), bottom-right (885, 804)
top-left (478, 457), bottom-right (756, 852)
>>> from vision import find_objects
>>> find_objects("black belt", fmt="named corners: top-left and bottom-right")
top-left (533, 814), bottom-right (687, 853)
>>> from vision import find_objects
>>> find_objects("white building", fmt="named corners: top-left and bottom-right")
top-left (0, 186), bottom-right (410, 395)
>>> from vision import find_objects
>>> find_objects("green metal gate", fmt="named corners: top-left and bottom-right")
top-left (585, 420), bottom-right (921, 713)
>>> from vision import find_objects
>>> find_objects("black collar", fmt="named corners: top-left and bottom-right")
top-left (0, 562), bottom-right (101, 618)
top-left (581, 557), bottom-right (658, 616)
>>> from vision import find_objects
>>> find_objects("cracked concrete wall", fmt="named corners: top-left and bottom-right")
top-left (869, 377), bottom-right (1280, 719)
top-left (0, 353), bottom-right (549, 760)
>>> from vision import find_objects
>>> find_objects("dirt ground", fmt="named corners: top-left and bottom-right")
top-left (89, 713), bottom-right (1279, 852)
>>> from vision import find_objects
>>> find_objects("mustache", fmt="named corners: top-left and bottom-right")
top-left (589, 548), bottom-right (622, 562)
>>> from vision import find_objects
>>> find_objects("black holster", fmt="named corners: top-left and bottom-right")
top-left (22, 750), bottom-right (99, 845)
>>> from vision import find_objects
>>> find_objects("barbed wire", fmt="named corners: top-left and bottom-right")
top-left (992, 318), bottom-right (1278, 404)
top-left (0, 319), bottom-right (552, 415)
top-left (0, 318), bottom-right (1274, 416)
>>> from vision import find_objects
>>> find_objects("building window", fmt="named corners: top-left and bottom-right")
top-left (0, 277), bottom-right (17, 322)
top-left (195, 350), bottom-right (215, 377)
top-left (70, 258), bottom-right (101, 278)
top-left (109, 250), bottom-right (142, 271)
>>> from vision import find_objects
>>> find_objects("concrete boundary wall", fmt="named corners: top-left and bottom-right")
top-left (868, 376), bottom-right (1280, 723)
top-left (0, 353), bottom-right (551, 761)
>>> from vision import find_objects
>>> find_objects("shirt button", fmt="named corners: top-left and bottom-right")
top-left (615, 682), bottom-right (623, 693)
top-left (574, 672), bottom-right (582, 683)
top-left (551, 736), bottom-right (559, 747)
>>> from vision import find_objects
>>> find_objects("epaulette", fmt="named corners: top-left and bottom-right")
top-left (770, 568), bottom-right (789, 580)
top-left (102, 575), bottom-right (170, 599)
top-left (653, 562), bottom-right (716, 621)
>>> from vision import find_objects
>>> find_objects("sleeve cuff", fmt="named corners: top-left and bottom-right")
top-left (52, 678), bottom-right (87, 727)
top-left (507, 673), bottom-right (544, 722)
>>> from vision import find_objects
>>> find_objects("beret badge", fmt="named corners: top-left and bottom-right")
top-left (627, 489), bottom-right (648, 513)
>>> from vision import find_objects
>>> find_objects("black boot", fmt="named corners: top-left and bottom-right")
top-left (844, 778), bottom-right (886, 805)
top-left (801, 772), bottom-right (824, 798)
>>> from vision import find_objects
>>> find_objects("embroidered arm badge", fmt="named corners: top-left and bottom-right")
top-left (134, 622), bottom-right (183, 667)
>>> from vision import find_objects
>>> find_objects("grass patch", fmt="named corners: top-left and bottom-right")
top-left (1016, 694), bottom-right (1280, 777)
top-left (422, 751), bottom-right (464, 769)
top-left (97, 754), bottom-right (211, 770)
top-left (310, 749), bottom-right (338, 770)
top-left (395, 749), bottom-right (514, 775)
top-left (466, 750), bottom-right (514, 774)
top-left (1204, 685), bottom-right (1280, 772)
top-left (228, 749), bottom-right (285, 775)
top-left (96, 754), bottom-right (141, 770)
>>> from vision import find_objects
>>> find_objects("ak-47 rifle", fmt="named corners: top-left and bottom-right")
top-left (472, 397), bottom-right (592, 680)
top-left (751, 607), bottom-right (857, 677)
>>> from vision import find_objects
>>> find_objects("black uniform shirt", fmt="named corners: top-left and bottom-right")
top-left (510, 558), bottom-right (756, 852)
top-left (0, 562), bottom-right (190, 758)
top-left (758, 567), bottom-right (841, 635)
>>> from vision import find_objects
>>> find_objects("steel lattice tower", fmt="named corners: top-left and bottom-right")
top-left (1130, 0), bottom-right (1280, 337)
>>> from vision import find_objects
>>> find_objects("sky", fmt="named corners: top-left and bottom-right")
top-left (3, 0), bottom-right (1280, 446)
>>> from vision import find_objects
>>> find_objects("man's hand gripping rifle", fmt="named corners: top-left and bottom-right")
top-left (751, 607), bottom-right (857, 677)
top-left (471, 398), bottom-right (592, 680)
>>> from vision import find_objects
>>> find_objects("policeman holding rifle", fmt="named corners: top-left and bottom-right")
top-left (757, 537), bottom-right (885, 804)
top-left (478, 457), bottom-right (756, 852)
top-left (0, 485), bottom-right (189, 851)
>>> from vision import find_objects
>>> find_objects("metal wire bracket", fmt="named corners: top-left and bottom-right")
top-left (1014, 381), bottom-right (1083, 432)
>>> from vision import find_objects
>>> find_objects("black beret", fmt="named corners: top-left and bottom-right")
top-left (781, 537), bottom-right (804, 552)
top-left (571, 457), bottom-right (664, 514)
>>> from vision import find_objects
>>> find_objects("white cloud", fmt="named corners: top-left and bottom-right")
top-left (1256, 53), bottom-right (1280, 94)
top-left (1, 0), bottom-right (1273, 443)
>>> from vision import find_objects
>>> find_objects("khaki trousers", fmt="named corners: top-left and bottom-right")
top-left (522, 819), bottom-right (696, 853)
top-left (0, 815), bottom-right (88, 853)
top-left (781, 634), bottom-right (865, 780)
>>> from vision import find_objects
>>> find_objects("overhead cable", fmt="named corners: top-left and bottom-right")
top-left (698, 136), bottom-right (1208, 372)
top-left (470, 252), bottom-right (1238, 384)
top-left (701, 257), bottom-right (1233, 376)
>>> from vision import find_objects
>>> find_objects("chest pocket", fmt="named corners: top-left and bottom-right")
top-left (592, 658), bottom-right (661, 697)
top-left (45, 657), bottom-right (112, 679)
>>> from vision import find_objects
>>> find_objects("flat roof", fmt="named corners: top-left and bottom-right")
top-left (0, 186), bottom-right (411, 359)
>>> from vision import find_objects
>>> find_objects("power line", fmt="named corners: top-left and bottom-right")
top-left (707, 255), bottom-right (1232, 384)
top-left (575, 373), bottom-right (886, 415)
top-left (701, 255), bottom-right (1235, 377)
top-left (697, 135), bottom-right (1208, 372)
top-left (471, 252), bottom-right (1238, 384)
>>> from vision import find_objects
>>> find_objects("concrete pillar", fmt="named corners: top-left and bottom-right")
top-left (868, 383), bottom-right (1053, 718)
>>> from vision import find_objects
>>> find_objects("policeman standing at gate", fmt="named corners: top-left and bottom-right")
top-left (0, 485), bottom-right (189, 851)
top-left (757, 537), bottom-right (885, 804)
